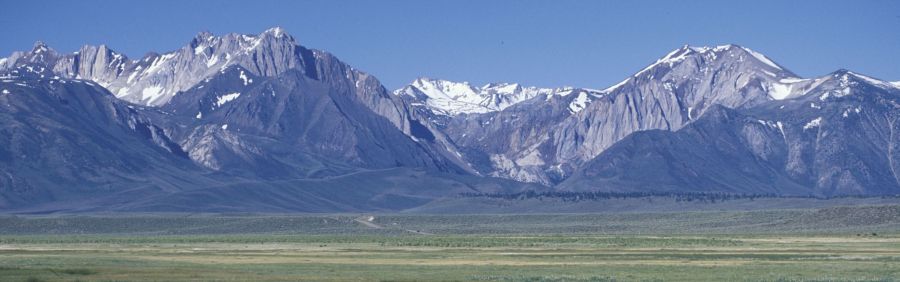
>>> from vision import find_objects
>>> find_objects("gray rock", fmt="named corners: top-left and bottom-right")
top-left (560, 70), bottom-right (900, 196)
top-left (399, 45), bottom-right (800, 184)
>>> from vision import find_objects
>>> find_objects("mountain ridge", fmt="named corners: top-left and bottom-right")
top-left (2, 29), bottom-right (899, 213)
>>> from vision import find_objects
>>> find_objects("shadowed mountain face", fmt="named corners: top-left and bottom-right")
top-left (0, 28), bottom-right (490, 212)
top-left (0, 74), bottom-right (527, 212)
top-left (157, 66), bottom-right (464, 178)
top-left (0, 29), bottom-right (898, 212)
top-left (0, 76), bottom-right (215, 208)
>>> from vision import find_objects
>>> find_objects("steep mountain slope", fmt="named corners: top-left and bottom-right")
top-left (394, 78), bottom-right (602, 183)
top-left (560, 71), bottom-right (900, 196)
top-left (544, 45), bottom-right (800, 181)
top-left (1, 28), bottom-right (476, 178)
top-left (0, 28), bottom-right (511, 212)
top-left (0, 74), bottom-right (530, 212)
top-left (156, 65), bottom-right (464, 178)
top-left (2, 27), bottom-right (898, 213)
top-left (400, 45), bottom-right (804, 184)
top-left (0, 28), bottom-right (313, 106)
top-left (439, 87), bottom-right (604, 183)
top-left (0, 74), bottom-right (222, 209)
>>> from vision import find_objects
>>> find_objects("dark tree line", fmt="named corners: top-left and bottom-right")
top-left (459, 190), bottom-right (900, 203)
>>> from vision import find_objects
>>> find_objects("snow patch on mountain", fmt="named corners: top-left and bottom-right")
top-left (741, 47), bottom-right (782, 70)
top-left (266, 26), bottom-right (286, 38)
top-left (215, 92), bottom-right (241, 107)
top-left (846, 71), bottom-right (896, 90)
top-left (394, 78), bottom-right (560, 115)
top-left (842, 107), bottom-right (862, 118)
top-left (568, 91), bottom-right (591, 113)
top-left (141, 86), bottom-right (165, 104)
top-left (206, 54), bottom-right (219, 68)
top-left (635, 46), bottom-right (694, 76)
top-left (767, 81), bottom-right (794, 100)
top-left (239, 70), bottom-right (252, 86)
top-left (602, 78), bottom-right (630, 93)
top-left (803, 117), bottom-right (822, 130)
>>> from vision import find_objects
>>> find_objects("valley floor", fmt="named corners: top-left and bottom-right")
top-left (1, 205), bottom-right (899, 281)
top-left (1, 234), bottom-right (898, 281)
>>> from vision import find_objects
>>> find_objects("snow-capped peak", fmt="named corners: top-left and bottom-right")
top-left (601, 77), bottom-right (630, 93)
top-left (396, 78), bottom-right (564, 115)
top-left (763, 69), bottom-right (898, 102)
top-left (0, 27), bottom-right (306, 106)
top-left (599, 44), bottom-right (801, 101)
top-left (764, 69), bottom-right (900, 101)
top-left (634, 44), bottom-right (788, 78)
top-left (96, 28), bottom-right (296, 106)
top-left (739, 46), bottom-right (782, 70)
top-left (686, 44), bottom-right (735, 53)
top-left (843, 71), bottom-right (898, 90)
top-left (31, 41), bottom-right (50, 54)
top-left (194, 31), bottom-right (215, 42)
top-left (482, 82), bottom-right (522, 94)
top-left (264, 26), bottom-right (287, 38)
top-left (408, 77), bottom-right (480, 101)
top-left (688, 44), bottom-right (780, 70)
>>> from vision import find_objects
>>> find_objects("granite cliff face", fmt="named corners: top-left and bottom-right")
top-left (561, 70), bottom-right (900, 196)
top-left (398, 45), bottom-right (806, 184)
top-left (0, 28), bottom-right (489, 211)
top-left (1, 28), bottom-right (474, 179)
top-left (395, 45), bottom-right (900, 196)
top-left (2, 28), bottom-right (318, 106)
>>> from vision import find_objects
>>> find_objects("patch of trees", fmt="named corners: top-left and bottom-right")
top-left (459, 190), bottom-right (900, 203)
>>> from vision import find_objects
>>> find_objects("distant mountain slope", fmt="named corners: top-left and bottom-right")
top-left (394, 78), bottom-right (568, 116)
top-left (0, 75), bottom-right (532, 213)
top-left (2, 27), bottom-right (899, 214)
top-left (156, 66), bottom-right (465, 178)
top-left (1, 28), bottom-right (477, 178)
top-left (0, 28), bottom-right (506, 212)
top-left (0, 75), bottom-right (221, 208)
top-left (395, 45), bottom-right (900, 196)
top-left (0, 28), bottom-right (315, 106)
top-left (437, 87), bottom-right (603, 183)
top-left (399, 45), bottom-right (808, 184)
top-left (560, 71), bottom-right (900, 196)
top-left (550, 45), bottom-right (800, 169)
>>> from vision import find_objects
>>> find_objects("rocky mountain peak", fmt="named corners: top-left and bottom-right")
top-left (193, 31), bottom-right (215, 42)
top-left (1, 27), bottom-right (318, 106)
top-left (634, 44), bottom-right (795, 80)
top-left (262, 26), bottom-right (289, 39)
top-left (31, 41), bottom-right (51, 54)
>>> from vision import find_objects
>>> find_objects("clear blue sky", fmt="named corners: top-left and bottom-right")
top-left (1, 0), bottom-right (898, 89)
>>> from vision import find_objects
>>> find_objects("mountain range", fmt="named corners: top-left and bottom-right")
top-left (1, 28), bottom-right (898, 212)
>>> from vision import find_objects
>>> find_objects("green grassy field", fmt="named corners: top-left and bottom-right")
top-left (1, 205), bottom-right (899, 281)
top-left (0, 234), bottom-right (898, 281)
